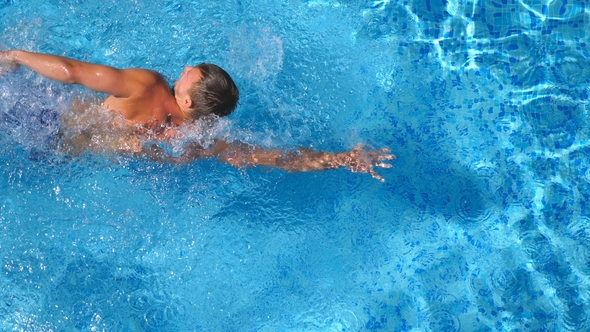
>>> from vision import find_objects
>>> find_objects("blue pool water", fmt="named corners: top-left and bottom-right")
top-left (1, 0), bottom-right (590, 330)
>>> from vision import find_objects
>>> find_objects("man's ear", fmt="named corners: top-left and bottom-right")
top-left (182, 96), bottom-right (193, 109)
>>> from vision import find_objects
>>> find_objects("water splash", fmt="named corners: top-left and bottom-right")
top-left (229, 26), bottom-right (284, 86)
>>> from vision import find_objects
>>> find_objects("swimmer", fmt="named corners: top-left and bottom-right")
top-left (0, 50), bottom-right (394, 181)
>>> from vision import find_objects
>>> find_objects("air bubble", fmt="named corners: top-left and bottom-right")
top-left (128, 289), bottom-right (152, 312)
top-left (144, 305), bottom-right (169, 329)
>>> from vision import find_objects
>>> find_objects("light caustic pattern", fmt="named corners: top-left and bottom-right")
top-left (1, 0), bottom-right (590, 331)
top-left (360, 0), bottom-right (590, 330)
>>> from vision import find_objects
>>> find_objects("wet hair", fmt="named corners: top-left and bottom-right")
top-left (187, 63), bottom-right (239, 118)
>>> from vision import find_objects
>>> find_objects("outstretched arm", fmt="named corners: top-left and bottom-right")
top-left (139, 140), bottom-right (395, 182)
top-left (0, 50), bottom-right (150, 97)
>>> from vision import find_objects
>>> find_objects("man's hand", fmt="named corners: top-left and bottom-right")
top-left (0, 50), bottom-right (20, 76)
top-left (334, 145), bottom-right (395, 182)
top-left (0, 50), bottom-right (15, 62)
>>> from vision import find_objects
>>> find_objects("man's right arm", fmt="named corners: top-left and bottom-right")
top-left (0, 50), bottom-right (148, 97)
top-left (137, 140), bottom-right (395, 182)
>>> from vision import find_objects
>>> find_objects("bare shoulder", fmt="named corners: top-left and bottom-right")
top-left (121, 68), bottom-right (162, 83)
top-left (118, 68), bottom-right (169, 96)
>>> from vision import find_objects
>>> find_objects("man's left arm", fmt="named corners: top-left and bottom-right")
top-left (0, 50), bottom-right (151, 97)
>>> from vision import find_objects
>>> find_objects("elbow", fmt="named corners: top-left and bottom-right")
top-left (60, 64), bottom-right (78, 84)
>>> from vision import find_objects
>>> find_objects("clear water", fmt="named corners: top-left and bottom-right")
top-left (1, 0), bottom-right (589, 330)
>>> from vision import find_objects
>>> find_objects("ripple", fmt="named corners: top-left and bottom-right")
top-left (473, 164), bottom-right (501, 192)
top-left (71, 300), bottom-right (101, 330)
top-left (332, 308), bottom-right (360, 331)
top-left (519, 97), bottom-right (583, 149)
top-left (62, 259), bottom-right (113, 296)
top-left (48, 284), bottom-right (75, 308)
top-left (100, 315), bottom-right (124, 332)
top-left (520, 231), bottom-right (554, 268)
top-left (561, 59), bottom-right (590, 86)
top-left (561, 303), bottom-right (590, 332)
top-left (376, 66), bottom-right (404, 93)
top-left (364, 16), bottom-right (391, 39)
top-left (426, 290), bottom-right (459, 304)
top-left (21, 289), bottom-right (44, 308)
top-left (572, 245), bottom-right (590, 275)
top-left (0, 291), bottom-right (22, 316)
top-left (358, 1), bottom-right (409, 40)
top-left (165, 299), bottom-right (187, 323)
top-left (428, 309), bottom-right (461, 332)
top-left (490, 266), bottom-right (522, 298)
top-left (468, 272), bottom-right (492, 298)
top-left (568, 216), bottom-right (590, 273)
top-left (350, 226), bottom-right (378, 249)
top-left (542, 182), bottom-right (572, 232)
top-left (412, 249), bottom-right (436, 268)
top-left (530, 296), bottom-right (559, 326)
top-left (429, 75), bottom-right (448, 99)
top-left (402, 211), bottom-right (445, 245)
top-left (567, 217), bottom-right (590, 244)
top-left (144, 305), bottom-right (169, 329)
top-left (451, 186), bottom-right (492, 228)
top-left (128, 289), bottom-right (153, 312)
top-left (402, 210), bottom-right (430, 233)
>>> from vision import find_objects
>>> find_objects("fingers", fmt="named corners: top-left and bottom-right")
top-left (0, 51), bottom-right (18, 65)
top-left (375, 162), bottom-right (392, 168)
top-left (344, 145), bottom-right (394, 182)
top-left (352, 144), bottom-right (365, 152)
top-left (369, 169), bottom-right (385, 182)
top-left (377, 154), bottom-right (395, 161)
top-left (0, 61), bottom-right (20, 77)
top-left (0, 50), bottom-right (11, 62)
top-left (373, 152), bottom-right (395, 167)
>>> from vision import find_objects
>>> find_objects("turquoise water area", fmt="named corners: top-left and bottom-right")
top-left (1, 0), bottom-right (590, 330)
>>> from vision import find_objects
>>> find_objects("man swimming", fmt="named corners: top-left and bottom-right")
top-left (0, 50), bottom-right (394, 181)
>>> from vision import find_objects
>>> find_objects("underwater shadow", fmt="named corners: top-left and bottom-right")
top-left (387, 129), bottom-right (503, 227)
top-left (379, 70), bottom-right (516, 228)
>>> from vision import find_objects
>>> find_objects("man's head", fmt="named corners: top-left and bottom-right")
top-left (174, 63), bottom-right (239, 119)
